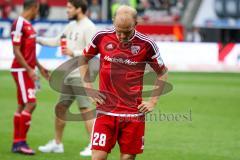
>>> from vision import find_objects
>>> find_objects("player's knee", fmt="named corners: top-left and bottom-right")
top-left (26, 102), bottom-right (36, 107)
top-left (92, 150), bottom-right (108, 160)
top-left (16, 105), bottom-right (25, 113)
top-left (79, 107), bottom-right (90, 112)
top-left (56, 117), bottom-right (66, 126)
top-left (25, 102), bottom-right (36, 113)
top-left (120, 154), bottom-right (136, 160)
top-left (55, 103), bottom-right (69, 120)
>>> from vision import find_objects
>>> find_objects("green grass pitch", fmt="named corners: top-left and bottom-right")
top-left (0, 71), bottom-right (240, 160)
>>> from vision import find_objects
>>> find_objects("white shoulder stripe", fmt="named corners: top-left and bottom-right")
top-left (91, 28), bottom-right (115, 40)
top-left (18, 71), bottom-right (27, 103)
top-left (136, 32), bottom-right (158, 47)
top-left (15, 17), bottom-right (24, 34)
top-left (136, 32), bottom-right (160, 59)
top-left (91, 28), bottom-right (115, 45)
top-left (136, 32), bottom-right (159, 50)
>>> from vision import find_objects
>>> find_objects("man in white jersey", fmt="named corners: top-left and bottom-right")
top-left (37, 0), bottom-right (96, 156)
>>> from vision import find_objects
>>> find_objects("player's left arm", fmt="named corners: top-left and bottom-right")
top-left (138, 42), bottom-right (168, 114)
top-left (138, 71), bottom-right (168, 113)
top-left (36, 60), bottom-right (50, 80)
top-left (79, 31), bottom-right (106, 105)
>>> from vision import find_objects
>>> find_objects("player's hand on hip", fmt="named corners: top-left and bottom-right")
top-left (27, 69), bottom-right (38, 81)
top-left (86, 89), bottom-right (106, 105)
top-left (138, 101), bottom-right (156, 114)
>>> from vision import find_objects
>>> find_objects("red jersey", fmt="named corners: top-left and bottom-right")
top-left (83, 28), bottom-right (167, 114)
top-left (11, 16), bottom-right (37, 69)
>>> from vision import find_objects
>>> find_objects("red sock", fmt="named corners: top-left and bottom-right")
top-left (20, 111), bottom-right (32, 141)
top-left (13, 113), bottom-right (22, 143)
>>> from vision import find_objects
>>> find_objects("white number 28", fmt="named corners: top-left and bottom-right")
top-left (92, 132), bottom-right (106, 147)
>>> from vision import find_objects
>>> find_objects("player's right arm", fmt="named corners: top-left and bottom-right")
top-left (79, 55), bottom-right (105, 105)
top-left (11, 20), bottom-right (37, 80)
top-left (12, 45), bottom-right (37, 80)
top-left (79, 32), bottom-right (106, 104)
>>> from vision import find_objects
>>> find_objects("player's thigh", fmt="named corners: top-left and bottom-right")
top-left (23, 71), bottom-right (36, 104)
top-left (118, 116), bottom-right (145, 155)
top-left (91, 115), bottom-right (117, 153)
top-left (11, 72), bottom-right (24, 106)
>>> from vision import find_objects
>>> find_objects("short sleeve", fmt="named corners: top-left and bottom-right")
top-left (11, 18), bottom-right (24, 46)
top-left (147, 41), bottom-right (167, 75)
top-left (83, 31), bottom-right (101, 59)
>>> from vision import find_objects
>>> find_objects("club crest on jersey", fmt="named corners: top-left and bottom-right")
top-left (105, 42), bottom-right (116, 51)
top-left (131, 45), bottom-right (140, 55)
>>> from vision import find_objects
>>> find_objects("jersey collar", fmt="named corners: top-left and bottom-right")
top-left (128, 30), bottom-right (136, 41)
top-left (113, 28), bottom-right (136, 42)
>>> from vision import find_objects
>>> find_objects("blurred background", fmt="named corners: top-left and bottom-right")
top-left (1, 0), bottom-right (240, 71)
top-left (1, 1), bottom-right (240, 160)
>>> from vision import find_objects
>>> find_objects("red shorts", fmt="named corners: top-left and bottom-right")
top-left (91, 114), bottom-right (145, 154)
top-left (11, 70), bottom-right (36, 105)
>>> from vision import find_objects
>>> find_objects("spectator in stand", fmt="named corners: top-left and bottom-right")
top-left (111, 0), bottom-right (137, 18)
top-left (88, 0), bottom-right (101, 21)
top-left (137, 0), bottom-right (185, 23)
top-left (186, 27), bottom-right (202, 42)
top-left (39, 0), bottom-right (49, 19)
top-left (1, 0), bottom-right (17, 19)
top-left (137, 0), bottom-right (150, 13)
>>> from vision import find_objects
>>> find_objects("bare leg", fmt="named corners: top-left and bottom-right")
top-left (54, 117), bottom-right (66, 144)
top-left (92, 150), bottom-right (108, 160)
top-left (54, 104), bottom-right (68, 144)
top-left (24, 102), bottom-right (36, 114)
top-left (120, 154), bottom-right (136, 160)
top-left (80, 108), bottom-right (94, 138)
top-left (16, 105), bottom-right (25, 113)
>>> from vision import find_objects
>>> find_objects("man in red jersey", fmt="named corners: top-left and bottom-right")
top-left (10, 0), bottom-right (49, 155)
top-left (79, 5), bottom-right (168, 160)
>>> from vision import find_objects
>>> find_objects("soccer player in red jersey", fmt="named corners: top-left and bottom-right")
top-left (10, 0), bottom-right (49, 155)
top-left (79, 5), bottom-right (168, 160)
